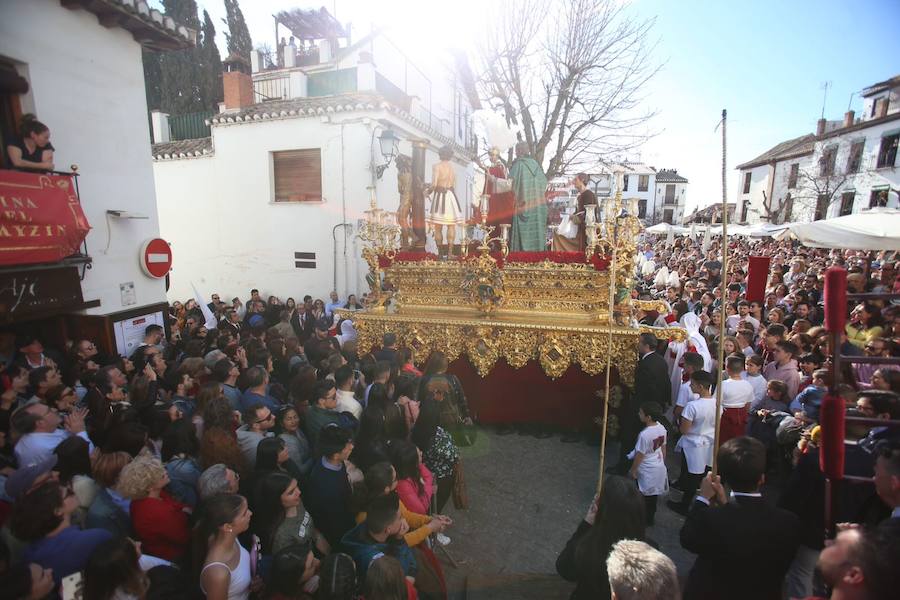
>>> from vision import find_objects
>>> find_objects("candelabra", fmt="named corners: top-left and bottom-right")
top-left (460, 194), bottom-right (509, 259)
top-left (585, 184), bottom-right (643, 324)
top-left (359, 187), bottom-right (402, 307)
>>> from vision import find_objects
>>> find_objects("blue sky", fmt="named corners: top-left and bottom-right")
top-left (178, 0), bottom-right (900, 213)
top-left (625, 0), bottom-right (900, 211)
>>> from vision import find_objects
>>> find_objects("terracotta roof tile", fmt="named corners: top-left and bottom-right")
top-left (152, 137), bottom-right (213, 160)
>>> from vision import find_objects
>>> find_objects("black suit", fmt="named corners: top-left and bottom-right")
top-left (617, 351), bottom-right (671, 470)
top-left (681, 496), bottom-right (800, 600)
top-left (633, 351), bottom-right (671, 407)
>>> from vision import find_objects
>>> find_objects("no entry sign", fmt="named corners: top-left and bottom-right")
top-left (139, 238), bottom-right (172, 278)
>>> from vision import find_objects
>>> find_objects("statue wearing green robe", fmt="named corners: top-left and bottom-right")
top-left (509, 143), bottom-right (549, 252)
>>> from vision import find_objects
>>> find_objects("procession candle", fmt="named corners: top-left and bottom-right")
top-left (500, 223), bottom-right (510, 242)
top-left (480, 194), bottom-right (490, 215)
top-left (584, 204), bottom-right (597, 226)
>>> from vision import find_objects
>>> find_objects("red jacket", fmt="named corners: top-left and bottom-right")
top-left (131, 490), bottom-right (190, 560)
top-left (396, 463), bottom-right (434, 515)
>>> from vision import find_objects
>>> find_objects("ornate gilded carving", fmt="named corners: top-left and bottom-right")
top-left (342, 179), bottom-right (683, 383)
top-left (338, 307), bottom-right (643, 381)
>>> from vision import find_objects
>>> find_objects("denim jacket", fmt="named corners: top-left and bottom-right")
top-left (165, 455), bottom-right (202, 507)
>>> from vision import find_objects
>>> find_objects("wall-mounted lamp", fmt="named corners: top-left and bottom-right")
top-left (375, 128), bottom-right (400, 179)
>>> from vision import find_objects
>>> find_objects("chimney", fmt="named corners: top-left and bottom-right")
top-left (816, 118), bottom-right (827, 136)
top-left (222, 54), bottom-right (253, 111)
top-left (843, 110), bottom-right (855, 128)
top-left (150, 110), bottom-right (170, 143)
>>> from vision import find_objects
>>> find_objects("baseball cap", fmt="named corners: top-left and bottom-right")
top-left (5, 454), bottom-right (58, 501)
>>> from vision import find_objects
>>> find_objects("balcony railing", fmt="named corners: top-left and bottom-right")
top-left (254, 73), bottom-right (291, 101)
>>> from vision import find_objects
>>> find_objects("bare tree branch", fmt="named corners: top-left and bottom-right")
top-left (476, 0), bottom-right (660, 178)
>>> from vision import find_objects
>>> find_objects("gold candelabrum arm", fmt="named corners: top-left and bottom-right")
top-left (359, 201), bottom-right (402, 305)
top-left (460, 194), bottom-right (509, 258)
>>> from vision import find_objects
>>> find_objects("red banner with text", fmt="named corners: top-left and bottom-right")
top-left (0, 170), bottom-right (91, 267)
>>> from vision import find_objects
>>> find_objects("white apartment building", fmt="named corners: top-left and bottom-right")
top-left (736, 74), bottom-right (900, 224)
top-left (588, 162), bottom-right (689, 224)
top-left (152, 11), bottom-right (478, 303)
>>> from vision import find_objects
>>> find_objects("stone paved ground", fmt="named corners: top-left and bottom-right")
top-left (435, 427), bottom-right (696, 599)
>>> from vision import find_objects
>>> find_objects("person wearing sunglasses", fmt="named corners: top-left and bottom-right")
top-left (236, 404), bottom-right (276, 470)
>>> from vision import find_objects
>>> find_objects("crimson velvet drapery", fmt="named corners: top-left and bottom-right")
top-left (447, 358), bottom-right (618, 428)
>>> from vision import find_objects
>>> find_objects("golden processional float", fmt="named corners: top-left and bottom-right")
top-left (338, 183), bottom-right (685, 487)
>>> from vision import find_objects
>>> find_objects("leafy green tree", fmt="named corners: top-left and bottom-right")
top-left (223, 0), bottom-right (253, 62)
top-left (199, 9), bottom-right (223, 108)
top-left (159, 0), bottom-right (203, 115)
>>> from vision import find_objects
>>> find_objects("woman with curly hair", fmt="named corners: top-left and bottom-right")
top-left (118, 454), bottom-right (190, 561)
top-left (13, 480), bottom-right (112, 586)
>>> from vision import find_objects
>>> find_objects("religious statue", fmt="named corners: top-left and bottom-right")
top-left (509, 141), bottom-right (549, 252)
top-left (552, 173), bottom-right (596, 252)
top-left (395, 154), bottom-right (418, 248)
top-left (480, 147), bottom-right (515, 249)
top-left (425, 145), bottom-right (464, 258)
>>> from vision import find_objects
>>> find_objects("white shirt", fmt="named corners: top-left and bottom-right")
top-left (721, 378), bottom-right (755, 409)
top-left (726, 314), bottom-right (760, 335)
top-left (628, 422), bottom-right (668, 496)
top-left (675, 381), bottom-right (697, 408)
top-left (15, 429), bottom-right (93, 468)
top-left (677, 396), bottom-right (718, 474)
top-left (335, 389), bottom-right (362, 419)
top-left (741, 371), bottom-right (768, 408)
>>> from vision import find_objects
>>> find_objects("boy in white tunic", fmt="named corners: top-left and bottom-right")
top-left (668, 370), bottom-right (719, 516)
top-left (628, 401), bottom-right (668, 525)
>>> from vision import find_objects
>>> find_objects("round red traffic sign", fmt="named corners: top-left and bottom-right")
top-left (140, 238), bottom-right (172, 279)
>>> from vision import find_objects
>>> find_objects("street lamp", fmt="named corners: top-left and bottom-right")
top-left (375, 128), bottom-right (400, 179)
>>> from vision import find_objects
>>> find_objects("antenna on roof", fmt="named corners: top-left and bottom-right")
top-left (820, 81), bottom-right (831, 120)
top-left (847, 91), bottom-right (855, 112)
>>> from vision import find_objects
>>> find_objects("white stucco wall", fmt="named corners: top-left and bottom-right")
top-left (738, 164), bottom-right (773, 223)
top-left (803, 120), bottom-right (900, 220)
top-left (0, 0), bottom-right (167, 315)
top-left (154, 113), bottom-right (473, 304)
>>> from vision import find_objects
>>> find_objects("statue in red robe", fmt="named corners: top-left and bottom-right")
top-left (482, 147), bottom-right (515, 229)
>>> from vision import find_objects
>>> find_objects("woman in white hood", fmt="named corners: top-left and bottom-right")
top-left (336, 319), bottom-right (358, 347)
top-left (667, 312), bottom-right (713, 405)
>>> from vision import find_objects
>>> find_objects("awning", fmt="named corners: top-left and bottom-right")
top-left (786, 208), bottom-right (900, 250)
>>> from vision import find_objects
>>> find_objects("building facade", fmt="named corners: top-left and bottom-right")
top-left (0, 0), bottom-right (193, 356)
top-left (587, 162), bottom-right (689, 225)
top-left (736, 74), bottom-right (900, 224)
top-left (152, 19), bottom-right (477, 303)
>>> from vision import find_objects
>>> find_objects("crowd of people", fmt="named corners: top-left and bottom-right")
top-left (0, 289), bottom-right (478, 599)
top-left (0, 234), bottom-right (899, 599)
top-left (553, 235), bottom-right (899, 599)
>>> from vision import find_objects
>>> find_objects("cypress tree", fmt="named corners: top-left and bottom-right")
top-left (223, 0), bottom-right (253, 62)
top-left (159, 0), bottom-right (203, 115)
top-left (142, 49), bottom-right (163, 111)
top-left (199, 9), bottom-right (223, 109)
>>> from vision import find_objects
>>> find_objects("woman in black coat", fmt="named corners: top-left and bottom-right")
top-left (556, 475), bottom-right (648, 600)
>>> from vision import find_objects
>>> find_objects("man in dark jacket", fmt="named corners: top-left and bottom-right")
top-left (680, 436), bottom-right (800, 600)
top-left (614, 333), bottom-right (671, 473)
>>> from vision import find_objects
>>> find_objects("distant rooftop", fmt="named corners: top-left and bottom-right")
top-left (861, 74), bottom-right (900, 97)
top-left (655, 169), bottom-right (689, 183)
top-left (735, 133), bottom-right (816, 170)
top-left (69, 0), bottom-right (197, 50)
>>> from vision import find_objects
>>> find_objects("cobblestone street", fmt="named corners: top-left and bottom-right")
top-left (438, 427), bottom-right (696, 599)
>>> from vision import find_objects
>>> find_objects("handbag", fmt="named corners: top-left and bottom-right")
top-left (451, 460), bottom-right (468, 510)
top-left (447, 375), bottom-right (477, 447)
top-left (557, 214), bottom-right (578, 239)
